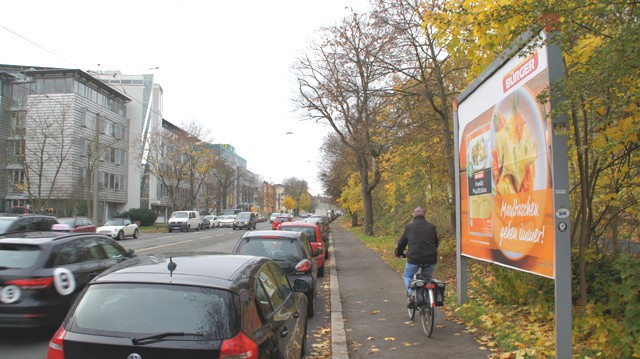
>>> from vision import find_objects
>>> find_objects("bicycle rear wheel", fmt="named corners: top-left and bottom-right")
top-left (407, 293), bottom-right (416, 321)
top-left (420, 306), bottom-right (434, 337)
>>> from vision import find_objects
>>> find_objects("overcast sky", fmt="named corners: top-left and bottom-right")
top-left (1, 0), bottom-right (371, 195)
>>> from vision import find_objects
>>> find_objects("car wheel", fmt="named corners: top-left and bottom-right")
top-left (318, 264), bottom-right (325, 277)
top-left (116, 231), bottom-right (124, 241)
top-left (186, 225), bottom-right (190, 232)
top-left (133, 229), bottom-right (139, 239)
top-left (168, 228), bottom-right (172, 233)
top-left (307, 294), bottom-right (315, 318)
top-left (324, 247), bottom-right (330, 260)
top-left (196, 224), bottom-right (200, 231)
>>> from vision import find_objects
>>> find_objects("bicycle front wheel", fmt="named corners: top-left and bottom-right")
top-left (420, 306), bottom-right (434, 337)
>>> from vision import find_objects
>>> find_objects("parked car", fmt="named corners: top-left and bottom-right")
top-left (232, 230), bottom-right (320, 317)
top-left (0, 232), bottom-right (135, 328)
top-left (218, 215), bottom-right (236, 228)
top-left (279, 221), bottom-right (326, 276)
top-left (201, 215), bottom-right (219, 229)
top-left (0, 214), bottom-right (59, 235)
top-left (303, 216), bottom-right (330, 245)
top-left (46, 253), bottom-right (309, 358)
top-left (233, 211), bottom-right (257, 230)
top-left (56, 217), bottom-right (97, 233)
top-left (96, 218), bottom-right (139, 241)
top-left (167, 210), bottom-right (201, 232)
top-left (271, 215), bottom-right (292, 230)
top-left (269, 212), bottom-right (280, 223)
top-left (256, 214), bottom-right (266, 223)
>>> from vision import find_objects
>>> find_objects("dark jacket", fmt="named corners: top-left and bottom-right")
top-left (395, 216), bottom-right (439, 265)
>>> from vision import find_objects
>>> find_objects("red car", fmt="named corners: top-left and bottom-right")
top-left (55, 217), bottom-right (97, 233)
top-left (271, 215), bottom-right (292, 230)
top-left (278, 221), bottom-right (326, 276)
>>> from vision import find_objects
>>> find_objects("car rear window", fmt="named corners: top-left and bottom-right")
top-left (69, 283), bottom-right (239, 339)
top-left (236, 238), bottom-right (301, 261)
top-left (0, 243), bottom-right (41, 268)
top-left (280, 226), bottom-right (316, 241)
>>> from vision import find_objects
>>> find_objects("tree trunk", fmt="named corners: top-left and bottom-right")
top-left (350, 210), bottom-right (359, 227)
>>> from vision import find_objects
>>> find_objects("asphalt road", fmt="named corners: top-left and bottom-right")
top-left (0, 221), bottom-right (329, 358)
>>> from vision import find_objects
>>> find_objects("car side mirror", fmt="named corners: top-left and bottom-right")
top-left (127, 249), bottom-right (135, 258)
top-left (315, 248), bottom-right (323, 256)
top-left (293, 279), bottom-right (310, 293)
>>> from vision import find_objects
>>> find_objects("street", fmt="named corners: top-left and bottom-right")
top-left (0, 221), bottom-right (330, 358)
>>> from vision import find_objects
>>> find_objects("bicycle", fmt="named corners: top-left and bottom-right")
top-left (406, 264), bottom-right (436, 337)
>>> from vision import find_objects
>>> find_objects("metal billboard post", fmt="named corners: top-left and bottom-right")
top-left (547, 32), bottom-right (572, 359)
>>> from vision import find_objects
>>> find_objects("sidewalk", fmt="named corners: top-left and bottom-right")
top-left (329, 224), bottom-right (488, 359)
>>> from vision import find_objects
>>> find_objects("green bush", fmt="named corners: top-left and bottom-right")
top-left (116, 208), bottom-right (158, 226)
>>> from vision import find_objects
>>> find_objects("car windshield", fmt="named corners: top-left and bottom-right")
top-left (236, 238), bottom-right (301, 261)
top-left (104, 218), bottom-right (125, 226)
top-left (0, 218), bottom-right (16, 233)
top-left (58, 218), bottom-right (77, 226)
top-left (280, 226), bottom-right (316, 241)
top-left (69, 283), bottom-right (239, 339)
top-left (236, 214), bottom-right (251, 220)
top-left (0, 243), bottom-right (41, 268)
top-left (171, 212), bottom-right (188, 219)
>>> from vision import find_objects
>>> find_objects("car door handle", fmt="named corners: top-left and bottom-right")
top-left (280, 327), bottom-right (289, 337)
top-left (293, 311), bottom-right (300, 319)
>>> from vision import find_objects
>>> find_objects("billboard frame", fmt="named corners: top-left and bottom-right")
top-left (454, 30), bottom-right (571, 358)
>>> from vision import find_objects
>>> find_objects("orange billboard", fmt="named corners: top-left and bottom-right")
top-left (457, 46), bottom-right (555, 278)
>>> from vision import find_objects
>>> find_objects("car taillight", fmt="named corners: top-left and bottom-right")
top-left (295, 259), bottom-right (312, 273)
top-left (46, 326), bottom-right (66, 359)
top-left (219, 332), bottom-right (258, 359)
top-left (7, 277), bottom-right (54, 289)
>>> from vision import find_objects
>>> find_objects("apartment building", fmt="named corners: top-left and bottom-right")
top-left (0, 64), bottom-right (131, 223)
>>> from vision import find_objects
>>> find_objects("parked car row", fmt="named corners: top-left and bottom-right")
top-left (0, 214), bottom-right (141, 242)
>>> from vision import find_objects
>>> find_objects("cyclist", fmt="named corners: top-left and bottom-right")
top-left (394, 206), bottom-right (439, 307)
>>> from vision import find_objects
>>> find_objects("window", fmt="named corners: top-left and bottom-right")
top-left (268, 262), bottom-right (292, 300)
top-left (9, 169), bottom-right (25, 191)
top-left (80, 107), bottom-right (87, 127)
top-left (258, 267), bottom-right (285, 310)
top-left (54, 78), bottom-right (65, 93)
top-left (76, 238), bottom-right (107, 262)
top-left (115, 149), bottom-right (123, 165)
top-left (8, 140), bottom-right (25, 162)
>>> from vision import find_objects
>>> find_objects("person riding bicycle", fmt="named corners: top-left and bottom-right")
top-left (394, 207), bottom-right (439, 307)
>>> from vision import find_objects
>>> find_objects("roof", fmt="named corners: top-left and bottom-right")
top-left (0, 232), bottom-right (92, 243)
top-left (241, 230), bottom-right (301, 239)
top-left (280, 221), bottom-right (317, 228)
top-left (93, 252), bottom-right (268, 291)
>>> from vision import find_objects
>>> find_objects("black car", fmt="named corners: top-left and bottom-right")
top-left (0, 232), bottom-right (135, 328)
top-left (233, 230), bottom-right (320, 317)
top-left (0, 214), bottom-right (59, 235)
top-left (233, 211), bottom-right (257, 230)
top-left (47, 253), bottom-right (309, 359)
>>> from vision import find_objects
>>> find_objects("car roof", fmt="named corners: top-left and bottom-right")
top-left (92, 252), bottom-right (269, 291)
top-left (241, 230), bottom-right (301, 239)
top-left (281, 221), bottom-right (317, 228)
top-left (0, 232), bottom-right (105, 244)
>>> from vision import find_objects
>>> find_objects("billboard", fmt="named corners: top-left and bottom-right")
top-left (457, 36), bottom-right (555, 278)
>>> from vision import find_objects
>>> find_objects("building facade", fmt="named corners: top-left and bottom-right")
top-left (0, 64), bottom-right (131, 224)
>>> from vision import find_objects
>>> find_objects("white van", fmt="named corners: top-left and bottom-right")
top-left (168, 210), bottom-right (201, 232)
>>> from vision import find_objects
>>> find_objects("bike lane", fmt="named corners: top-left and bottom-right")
top-left (329, 224), bottom-right (488, 358)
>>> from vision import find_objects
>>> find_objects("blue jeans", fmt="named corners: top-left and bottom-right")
top-left (403, 262), bottom-right (435, 296)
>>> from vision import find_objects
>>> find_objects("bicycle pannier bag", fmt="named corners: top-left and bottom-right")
top-left (431, 279), bottom-right (446, 306)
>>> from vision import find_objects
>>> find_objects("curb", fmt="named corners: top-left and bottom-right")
top-left (329, 234), bottom-right (349, 359)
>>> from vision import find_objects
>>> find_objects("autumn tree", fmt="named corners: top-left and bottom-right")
top-left (319, 133), bottom-right (356, 203)
top-left (283, 177), bottom-right (309, 216)
top-left (146, 120), bottom-right (211, 211)
top-left (282, 195), bottom-right (296, 213)
top-left (371, 0), bottom-right (471, 230)
top-left (295, 10), bottom-right (399, 235)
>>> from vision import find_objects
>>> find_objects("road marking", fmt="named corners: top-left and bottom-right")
top-left (137, 239), bottom-right (197, 252)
